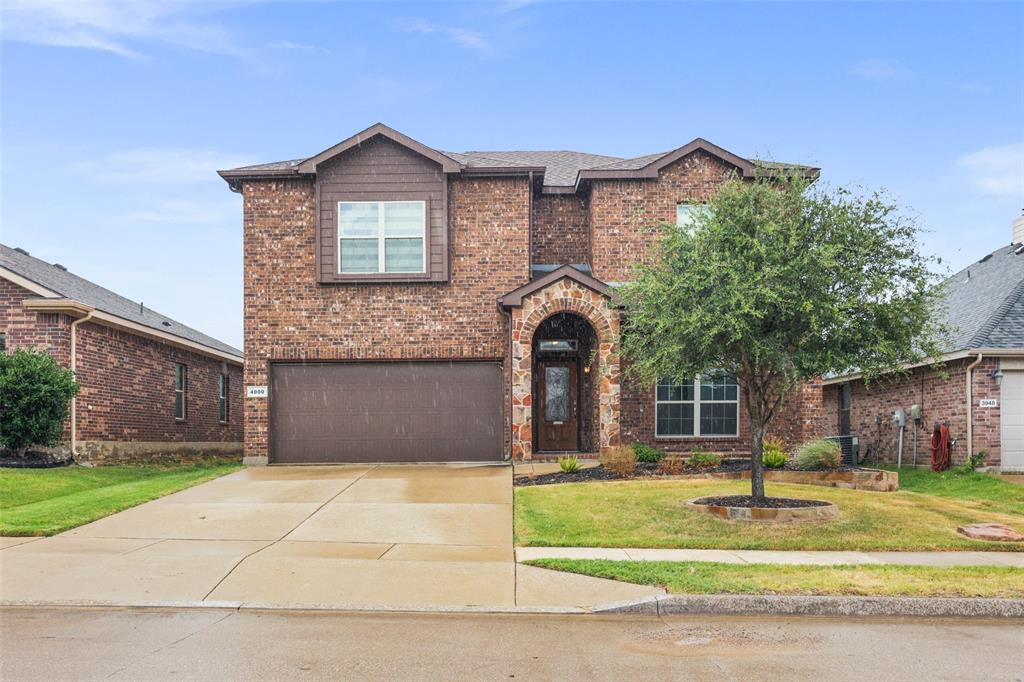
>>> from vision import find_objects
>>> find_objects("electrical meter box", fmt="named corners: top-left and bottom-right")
top-left (909, 404), bottom-right (923, 421)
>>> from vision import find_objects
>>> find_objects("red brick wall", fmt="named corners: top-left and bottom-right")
top-left (589, 150), bottom-right (739, 282)
top-left (532, 194), bottom-right (590, 265)
top-left (0, 279), bottom-right (71, 366)
top-left (74, 322), bottom-right (242, 443)
top-left (823, 357), bottom-right (1003, 466)
top-left (241, 175), bottom-right (532, 460)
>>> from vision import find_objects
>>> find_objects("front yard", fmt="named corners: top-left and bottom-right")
top-left (514, 470), bottom-right (1024, 552)
top-left (0, 458), bottom-right (242, 536)
top-left (525, 559), bottom-right (1024, 598)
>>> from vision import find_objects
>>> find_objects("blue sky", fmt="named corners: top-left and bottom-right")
top-left (2, 1), bottom-right (1022, 350)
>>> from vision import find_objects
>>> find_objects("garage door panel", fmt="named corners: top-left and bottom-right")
top-left (1002, 371), bottom-right (1024, 470)
top-left (269, 362), bottom-right (503, 463)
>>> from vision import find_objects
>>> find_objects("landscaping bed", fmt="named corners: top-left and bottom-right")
top-left (688, 495), bottom-right (838, 522)
top-left (525, 559), bottom-right (1024, 598)
top-left (0, 458), bottom-right (242, 536)
top-left (515, 460), bottom-right (897, 492)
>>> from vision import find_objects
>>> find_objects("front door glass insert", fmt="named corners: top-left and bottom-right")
top-left (544, 366), bottom-right (570, 422)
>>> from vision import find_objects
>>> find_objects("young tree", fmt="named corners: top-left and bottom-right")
top-left (0, 348), bottom-right (79, 456)
top-left (617, 172), bottom-right (943, 499)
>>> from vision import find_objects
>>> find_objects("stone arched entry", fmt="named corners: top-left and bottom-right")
top-left (499, 267), bottom-right (620, 460)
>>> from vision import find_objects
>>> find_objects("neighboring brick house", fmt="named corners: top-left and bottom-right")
top-left (219, 123), bottom-right (821, 464)
top-left (0, 244), bottom-right (243, 463)
top-left (822, 215), bottom-right (1024, 470)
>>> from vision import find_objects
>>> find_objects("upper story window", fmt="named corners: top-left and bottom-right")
top-left (338, 201), bottom-right (426, 274)
top-left (174, 363), bottom-right (187, 420)
top-left (676, 203), bottom-right (706, 230)
top-left (219, 374), bottom-right (230, 423)
top-left (656, 372), bottom-right (739, 438)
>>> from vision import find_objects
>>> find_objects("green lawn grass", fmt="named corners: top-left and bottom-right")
top-left (526, 559), bottom-right (1024, 598)
top-left (877, 466), bottom-right (1024, 516)
top-left (514, 478), bottom-right (1024, 551)
top-left (0, 459), bottom-right (242, 536)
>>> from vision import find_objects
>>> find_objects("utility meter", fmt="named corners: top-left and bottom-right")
top-left (892, 408), bottom-right (906, 427)
top-left (909, 404), bottom-right (923, 421)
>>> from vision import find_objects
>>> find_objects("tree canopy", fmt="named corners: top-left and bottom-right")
top-left (617, 171), bottom-right (944, 497)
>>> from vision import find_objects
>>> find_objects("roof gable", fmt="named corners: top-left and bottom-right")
top-left (296, 123), bottom-right (463, 174)
top-left (938, 244), bottom-right (1024, 352)
top-left (499, 265), bottom-right (609, 308)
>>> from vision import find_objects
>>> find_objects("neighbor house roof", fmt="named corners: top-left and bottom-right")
top-left (219, 123), bottom-right (818, 194)
top-left (940, 243), bottom-right (1024, 351)
top-left (0, 244), bottom-right (242, 363)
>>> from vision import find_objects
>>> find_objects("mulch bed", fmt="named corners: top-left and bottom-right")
top-left (692, 495), bottom-right (832, 509)
top-left (514, 459), bottom-right (863, 487)
top-left (0, 449), bottom-right (74, 469)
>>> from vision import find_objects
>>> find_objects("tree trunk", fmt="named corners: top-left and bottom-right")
top-left (750, 421), bottom-right (766, 500)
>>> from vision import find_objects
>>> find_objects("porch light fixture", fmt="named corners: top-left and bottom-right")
top-left (990, 367), bottom-right (1004, 386)
top-left (583, 365), bottom-right (591, 374)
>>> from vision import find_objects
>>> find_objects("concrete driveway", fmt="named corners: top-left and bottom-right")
top-left (0, 464), bottom-right (659, 611)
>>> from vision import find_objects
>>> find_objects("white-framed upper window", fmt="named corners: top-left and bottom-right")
top-left (174, 363), bottom-right (187, 421)
top-left (676, 202), bottom-right (708, 231)
top-left (338, 200), bottom-right (426, 274)
top-left (656, 372), bottom-right (739, 437)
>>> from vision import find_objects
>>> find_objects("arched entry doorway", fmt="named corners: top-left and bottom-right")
top-left (532, 312), bottom-right (598, 452)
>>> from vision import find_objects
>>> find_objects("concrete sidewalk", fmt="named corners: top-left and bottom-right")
top-left (516, 547), bottom-right (1024, 567)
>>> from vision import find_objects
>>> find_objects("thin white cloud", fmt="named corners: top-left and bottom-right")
top-left (851, 58), bottom-right (911, 81)
top-left (74, 147), bottom-right (256, 184)
top-left (397, 18), bottom-right (489, 50)
top-left (268, 40), bottom-right (328, 53)
top-left (958, 143), bottom-right (1024, 198)
top-left (0, 0), bottom-right (249, 59)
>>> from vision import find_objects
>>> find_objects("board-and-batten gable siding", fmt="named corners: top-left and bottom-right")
top-left (316, 136), bottom-right (448, 283)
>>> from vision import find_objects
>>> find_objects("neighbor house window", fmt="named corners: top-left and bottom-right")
top-left (174, 364), bottom-right (187, 420)
top-left (656, 373), bottom-right (739, 437)
top-left (338, 200), bottom-right (426, 274)
top-left (219, 374), bottom-right (229, 423)
top-left (0, 332), bottom-right (6, 352)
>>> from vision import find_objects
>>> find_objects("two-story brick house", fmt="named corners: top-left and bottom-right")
top-left (220, 123), bottom-right (822, 464)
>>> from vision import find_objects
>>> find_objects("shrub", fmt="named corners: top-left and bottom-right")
top-left (657, 455), bottom-right (686, 475)
top-left (959, 450), bottom-right (987, 473)
top-left (631, 442), bottom-right (666, 463)
top-left (600, 445), bottom-right (637, 476)
top-left (558, 455), bottom-right (579, 473)
top-left (762, 439), bottom-right (788, 469)
top-left (0, 348), bottom-right (79, 455)
top-left (794, 439), bottom-right (842, 470)
top-left (687, 448), bottom-right (722, 469)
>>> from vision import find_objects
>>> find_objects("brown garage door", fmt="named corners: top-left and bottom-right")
top-left (269, 362), bottom-right (504, 463)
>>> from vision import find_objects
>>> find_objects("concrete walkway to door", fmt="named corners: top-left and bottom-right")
top-left (0, 464), bottom-right (659, 611)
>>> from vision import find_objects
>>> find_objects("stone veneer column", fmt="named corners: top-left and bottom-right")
top-left (510, 278), bottom-right (619, 460)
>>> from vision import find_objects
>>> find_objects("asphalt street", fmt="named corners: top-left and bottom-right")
top-left (1, 607), bottom-right (1021, 681)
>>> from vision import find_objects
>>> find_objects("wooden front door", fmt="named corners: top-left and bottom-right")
top-left (537, 360), bottom-right (578, 451)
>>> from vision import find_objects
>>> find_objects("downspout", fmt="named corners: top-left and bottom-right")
top-left (69, 310), bottom-right (95, 458)
top-left (965, 352), bottom-right (984, 460)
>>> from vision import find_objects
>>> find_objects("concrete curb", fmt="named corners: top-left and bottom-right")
top-left (5, 595), bottom-right (1023, 619)
top-left (594, 594), bottom-right (1024, 619)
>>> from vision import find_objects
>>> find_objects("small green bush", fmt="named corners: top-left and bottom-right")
top-left (558, 455), bottom-right (580, 473)
top-left (631, 442), bottom-right (666, 463)
top-left (600, 445), bottom-right (637, 476)
top-left (959, 450), bottom-right (987, 473)
top-left (762, 439), bottom-right (788, 469)
top-left (794, 439), bottom-right (842, 470)
top-left (687, 448), bottom-right (722, 469)
top-left (0, 348), bottom-right (79, 454)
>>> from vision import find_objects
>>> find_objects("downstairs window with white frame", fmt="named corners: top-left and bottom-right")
top-left (656, 373), bottom-right (739, 437)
